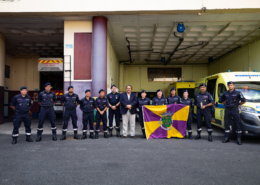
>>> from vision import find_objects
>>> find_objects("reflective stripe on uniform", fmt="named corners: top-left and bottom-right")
top-left (26, 133), bottom-right (31, 135)
top-left (197, 128), bottom-right (202, 131)
top-left (12, 134), bottom-right (19, 137)
top-left (225, 130), bottom-right (230, 133)
top-left (51, 127), bottom-right (57, 130)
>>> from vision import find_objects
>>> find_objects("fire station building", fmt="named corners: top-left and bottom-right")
top-left (0, 0), bottom-right (260, 125)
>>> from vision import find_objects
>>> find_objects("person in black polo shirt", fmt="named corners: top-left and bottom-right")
top-left (137, 90), bottom-right (150, 138)
top-left (37, 82), bottom-right (57, 142)
top-left (95, 89), bottom-right (109, 139)
top-left (194, 83), bottom-right (214, 142)
top-left (167, 87), bottom-right (181, 104)
top-left (10, 86), bottom-right (33, 144)
top-left (219, 81), bottom-right (246, 145)
top-left (80, 89), bottom-right (95, 139)
top-left (60, 86), bottom-right (80, 140)
top-left (152, 89), bottom-right (167, 105)
top-left (181, 89), bottom-right (194, 139)
top-left (107, 85), bottom-right (121, 137)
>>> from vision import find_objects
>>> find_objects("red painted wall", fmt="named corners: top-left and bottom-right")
top-left (74, 33), bottom-right (92, 80)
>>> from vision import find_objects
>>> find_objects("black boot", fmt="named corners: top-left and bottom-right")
top-left (222, 137), bottom-right (230, 143)
top-left (52, 133), bottom-right (57, 141)
top-left (237, 138), bottom-right (242, 145)
top-left (195, 133), bottom-right (201, 140)
top-left (81, 132), bottom-right (87, 140)
top-left (104, 132), bottom-right (108, 138)
top-left (74, 133), bottom-right (79, 139)
top-left (26, 135), bottom-right (33, 142)
top-left (208, 134), bottom-right (213, 142)
top-left (188, 132), bottom-right (193, 140)
top-left (95, 131), bottom-right (99, 139)
top-left (109, 129), bottom-right (113, 137)
top-left (142, 129), bottom-right (146, 139)
top-left (116, 129), bottom-right (120, 137)
top-left (90, 132), bottom-right (95, 139)
top-left (36, 135), bottom-right (42, 142)
top-left (12, 137), bottom-right (17, 145)
top-left (60, 134), bottom-right (66, 140)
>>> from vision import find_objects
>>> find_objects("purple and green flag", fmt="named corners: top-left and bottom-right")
top-left (143, 104), bottom-right (189, 139)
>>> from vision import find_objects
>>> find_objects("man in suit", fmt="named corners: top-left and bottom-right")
top-left (120, 85), bottom-right (137, 138)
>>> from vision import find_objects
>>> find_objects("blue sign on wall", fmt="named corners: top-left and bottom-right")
top-left (66, 44), bottom-right (73, 48)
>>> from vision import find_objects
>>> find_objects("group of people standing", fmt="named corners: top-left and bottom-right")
top-left (10, 81), bottom-right (246, 146)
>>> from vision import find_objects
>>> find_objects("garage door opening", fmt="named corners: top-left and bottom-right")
top-left (40, 71), bottom-right (64, 118)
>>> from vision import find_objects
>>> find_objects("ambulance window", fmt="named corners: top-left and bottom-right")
top-left (218, 84), bottom-right (226, 96)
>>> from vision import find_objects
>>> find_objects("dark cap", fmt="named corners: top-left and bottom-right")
top-left (170, 87), bottom-right (176, 92)
top-left (44, 82), bottom-right (51, 87)
top-left (68, 86), bottom-right (73, 91)
top-left (156, 89), bottom-right (162, 93)
top-left (99, 89), bottom-right (104, 93)
top-left (141, 90), bottom-right (147, 94)
top-left (227, 81), bottom-right (234, 86)
top-left (85, 89), bottom-right (90, 93)
top-left (199, 83), bottom-right (206, 87)
top-left (20, 86), bottom-right (27, 90)
top-left (183, 89), bottom-right (188, 93)
top-left (111, 85), bottom-right (116, 89)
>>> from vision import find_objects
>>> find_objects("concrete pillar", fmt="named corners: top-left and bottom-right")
top-left (0, 33), bottom-right (5, 124)
top-left (92, 16), bottom-right (107, 97)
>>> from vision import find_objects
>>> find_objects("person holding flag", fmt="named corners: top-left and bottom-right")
top-left (137, 90), bottom-right (150, 138)
top-left (181, 89), bottom-right (194, 139)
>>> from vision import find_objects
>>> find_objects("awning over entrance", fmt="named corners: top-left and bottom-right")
top-left (38, 58), bottom-right (63, 71)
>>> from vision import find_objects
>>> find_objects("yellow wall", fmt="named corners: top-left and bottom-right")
top-left (120, 65), bottom-right (208, 93)
top-left (4, 55), bottom-right (40, 91)
top-left (107, 35), bottom-right (119, 91)
top-left (208, 38), bottom-right (260, 75)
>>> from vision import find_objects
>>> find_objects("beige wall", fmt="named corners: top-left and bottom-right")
top-left (107, 35), bottom-right (119, 90)
top-left (4, 55), bottom-right (40, 91)
top-left (63, 20), bottom-right (92, 82)
top-left (208, 38), bottom-right (260, 75)
top-left (120, 64), bottom-right (208, 93)
top-left (0, 33), bottom-right (5, 87)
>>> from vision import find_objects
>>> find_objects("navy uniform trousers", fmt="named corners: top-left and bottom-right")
top-left (224, 108), bottom-right (242, 138)
top-left (82, 112), bottom-right (94, 133)
top-left (196, 108), bottom-right (212, 134)
top-left (38, 107), bottom-right (56, 135)
top-left (12, 112), bottom-right (31, 137)
top-left (109, 108), bottom-right (120, 131)
top-left (187, 111), bottom-right (192, 133)
top-left (96, 111), bottom-right (108, 132)
top-left (63, 109), bottom-right (78, 132)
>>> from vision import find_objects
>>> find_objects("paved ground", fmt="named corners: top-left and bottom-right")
top-left (0, 119), bottom-right (260, 185)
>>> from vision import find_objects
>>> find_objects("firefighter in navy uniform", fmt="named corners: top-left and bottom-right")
top-left (36, 82), bottom-right (57, 142)
top-left (107, 85), bottom-right (121, 137)
top-left (194, 83), bottom-right (214, 142)
top-left (80, 89), bottom-right (95, 139)
top-left (167, 87), bottom-right (181, 104)
top-left (10, 86), bottom-right (33, 144)
top-left (181, 89), bottom-right (194, 139)
top-left (152, 89), bottom-right (167, 105)
top-left (60, 86), bottom-right (80, 140)
top-left (219, 81), bottom-right (246, 145)
top-left (95, 89), bottom-right (109, 139)
top-left (137, 90), bottom-right (150, 138)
